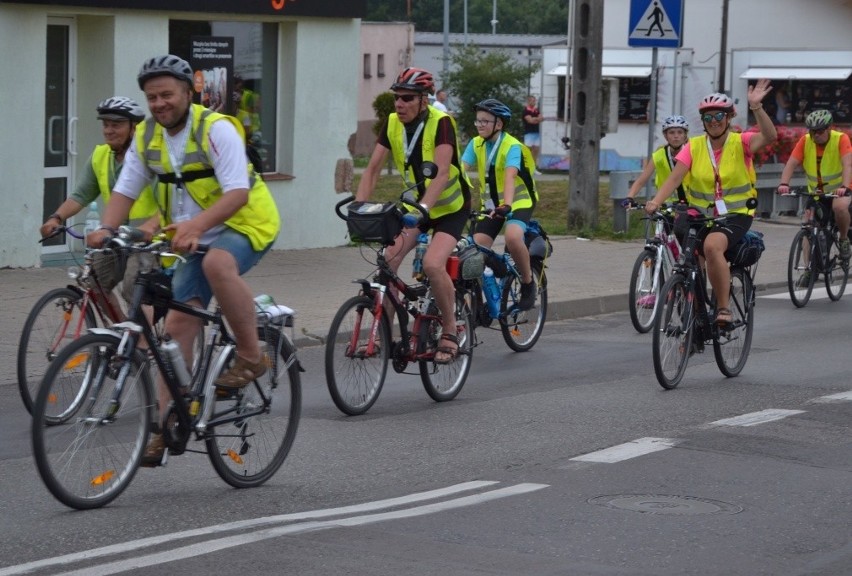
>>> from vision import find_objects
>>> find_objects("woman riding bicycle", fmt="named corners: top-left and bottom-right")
top-left (461, 98), bottom-right (538, 310)
top-left (646, 80), bottom-right (777, 326)
top-left (355, 67), bottom-right (472, 364)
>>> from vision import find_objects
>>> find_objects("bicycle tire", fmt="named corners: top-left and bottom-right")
top-left (17, 287), bottom-right (97, 415)
top-left (628, 248), bottom-right (662, 334)
top-left (787, 229), bottom-right (815, 308)
top-left (420, 290), bottom-right (473, 402)
top-left (713, 268), bottom-right (754, 377)
top-left (324, 295), bottom-right (390, 415)
top-left (32, 333), bottom-right (153, 510)
top-left (500, 259), bottom-right (548, 351)
top-left (652, 274), bottom-right (694, 390)
top-left (206, 326), bottom-right (302, 488)
top-left (824, 231), bottom-right (848, 301)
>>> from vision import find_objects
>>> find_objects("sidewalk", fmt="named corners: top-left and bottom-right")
top-left (0, 216), bottom-right (798, 352)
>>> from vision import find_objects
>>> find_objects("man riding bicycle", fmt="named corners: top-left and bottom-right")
top-left (461, 98), bottom-right (539, 310)
top-left (776, 109), bottom-right (852, 261)
top-left (646, 81), bottom-right (777, 326)
top-left (355, 67), bottom-right (471, 364)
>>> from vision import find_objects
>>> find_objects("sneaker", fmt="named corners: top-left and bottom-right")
top-left (795, 271), bottom-right (811, 288)
top-left (637, 294), bottom-right (656, 309)
top-left (141, 433), bottom-right (166, 468)
top-left (534, 169), bottom-right (543, 176)
top-left (840, 238), bottom-right (851, 260)
top-left (519, 279), bottom-right (537, 310)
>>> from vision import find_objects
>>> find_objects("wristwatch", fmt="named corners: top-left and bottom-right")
top-left (48, 212), bottom-right (63, 223)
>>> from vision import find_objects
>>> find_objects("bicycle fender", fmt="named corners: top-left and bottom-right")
top-left (87, 327), bottom-right (123, 338)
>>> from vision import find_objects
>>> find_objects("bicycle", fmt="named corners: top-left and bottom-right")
top-left (783, 189), bottom-right (849, 308)
top-left (652, 212), bottom-right (758, 390)
top-left (626, 204), bottom-right (681, 333)
top-left (325, 172), bottom-right (475, 416)
top-left (463, 210), bottom-right (550, 352)
top-left (31, 229), bottom-right (302, 509)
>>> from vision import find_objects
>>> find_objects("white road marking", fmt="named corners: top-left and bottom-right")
top-left (811, 390), bottom-right (852, 403)
top-left (0, 482), bottom-right (546, 576)
top-left (761, 287), bottom-right (831, 300)
top-left (570, 437), bottom-right (680, 463)
top-left (710, 409), bottom-right (805, 427)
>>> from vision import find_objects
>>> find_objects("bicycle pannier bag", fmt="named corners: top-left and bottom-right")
top-left (726, 229), bottom-right (765, 267)
top-left (346, 202), bottom-right (402, 243)
top-left (525, 219), bottom-right (553, 260)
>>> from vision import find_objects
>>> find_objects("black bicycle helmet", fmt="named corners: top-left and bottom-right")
top-left (137, 54), bottom-right (194, 90)
top-left (96, 96), bottom-right (145, 123)
top-left (473, 98), bottom-right (512, 121)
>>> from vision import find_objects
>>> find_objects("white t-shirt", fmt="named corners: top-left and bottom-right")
top-left (115, 117), bottom-right (249, 243)
top-left (432, 100), bottom-right (448, 113)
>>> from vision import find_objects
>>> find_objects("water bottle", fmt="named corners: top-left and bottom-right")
top-left (412, 232), bottom-right (429, 280)
top-left (84, 201), bottom-right (100, 235)
top-left (482, 266), bottom-right (501, 318)
top-left (161, 337), bottom-right (191, 389)
top-left (455, 237), bottom-right (469, 252)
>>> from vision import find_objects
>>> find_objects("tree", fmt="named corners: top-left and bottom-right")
top-left (443, 44), bottom-right (539, 140)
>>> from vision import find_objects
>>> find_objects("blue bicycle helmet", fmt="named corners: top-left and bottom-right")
top-left (474, 98), bottom-right (512, 121)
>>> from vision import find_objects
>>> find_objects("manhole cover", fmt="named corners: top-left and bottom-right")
top-left (589, 494), bottom-right (743, 515)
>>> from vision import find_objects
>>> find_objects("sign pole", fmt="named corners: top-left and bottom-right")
top-left (642, 47), bottom-right (658, 201)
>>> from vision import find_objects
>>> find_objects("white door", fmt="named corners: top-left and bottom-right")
top-left (42, 17), bottom-right (78, 254)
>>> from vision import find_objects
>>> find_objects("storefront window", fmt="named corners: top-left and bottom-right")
top-left (750, 79), bottom-right (851, 126)
top-left (556, 76), bottom-right (651, 122)
top-left (169, 20), bottom-right (278, 172)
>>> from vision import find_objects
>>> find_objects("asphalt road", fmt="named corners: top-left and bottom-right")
top-left (1, 285), bottom-right (851, 576)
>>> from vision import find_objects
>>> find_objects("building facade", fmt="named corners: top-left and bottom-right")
top-left (0, 0), bottom-right (366, 268)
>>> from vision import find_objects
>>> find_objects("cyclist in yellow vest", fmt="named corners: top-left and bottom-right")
top-left (88, 55), bottom-right (281, 466)
top-left (461, 98), bottom-right (539, 310)
top-left (777, 110), bottom-right (852, 262)
top-left (355, 67), bottom-right (472, 364)
top-left (623, 115), bottom-right (690, 207)
top-left (646, 80), bottom-right (777, 326)
top-left (40, 96), bottom-right (158, 306)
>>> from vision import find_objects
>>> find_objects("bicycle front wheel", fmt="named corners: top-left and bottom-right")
top-left (32, 333), bottom-right (153, 510)
top-left (17, 287), bottom-right (97, 415)
top-left (324, 295), bottom-right (390, 415)
top-left (628, 248), bottom-right (664, 333)
top-left (824, 232), bottom-right (849, 301)
top-left (652, 274), bottom-right (694, 390)
top-left (714, 268), bottom-right (755, 377)
top-left (206, 326), bottom-right (302, 488)
top-left (499, 260), bottom-right (548, 351)
top-left (420, 290), bottom-right (473, 402)
top-left (787, 229), bottom-right (815, 308)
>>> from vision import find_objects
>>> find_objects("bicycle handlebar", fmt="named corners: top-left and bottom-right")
top-left (39, 224), bottom-right (84, 244)
top-left (333, 160), bottom-right (438, 223)
top-left (780, 188), bottom-right (846, 199)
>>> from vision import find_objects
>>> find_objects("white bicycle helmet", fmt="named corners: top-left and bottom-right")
top-left (96, 96), bottom-right (145, 123)
top-left (698, 92), bottom-right (736, 114)
top-left (805, 109), bottom-right (833, 130)
top-left (661, 115), bottom-right (689, 132)
top-left (137, 54), bottom-right (193, 89)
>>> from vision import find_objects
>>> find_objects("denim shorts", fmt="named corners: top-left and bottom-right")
top-left (171, 228), bottom-right (272, 307)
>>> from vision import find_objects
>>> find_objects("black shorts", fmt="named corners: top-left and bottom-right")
top-left (474, 207), bottom-right (534, 240)
top-left (416, 206), bottom-right (470, 240)
top-left (697, 213), bottom-right (752, 254)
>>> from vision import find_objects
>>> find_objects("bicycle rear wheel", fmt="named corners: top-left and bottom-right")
top-left (628, 248), bottom-right (663, 334)
top-left (713, 268), bottom-right (754, 377)
top-left (324, 295), bottom-right (390, 415)
top-left (824, 232), bottom-right (848, 301)
top-left (32, 333), bottom-right (152, 510)
top-left (17, 287), bottom-right (97, 415)
top-left (499, 260), bottom-right (548, 351)
top-left (420, 290), bottom-right (473, 402)
top-left (206, 327), bottom-right (302, 488)
top-left (787, 229), bottom-right (815, 308)
top-left (652, 274), bottom-right (694, 390)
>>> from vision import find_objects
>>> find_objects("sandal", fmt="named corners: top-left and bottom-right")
top-left (141, 432), bottom-right (166, 468)
top-left (715, 307), bottom-right (733, 326)
top-left (215, 355), bottom-right (267, 392)
top-left (434, 333), bottom-right (459, 365)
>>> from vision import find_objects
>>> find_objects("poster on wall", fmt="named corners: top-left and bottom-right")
top-left (190, 36), bottom-right (234, 115)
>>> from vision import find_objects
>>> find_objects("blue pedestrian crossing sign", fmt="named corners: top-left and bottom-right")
top-left (628, 0), bottom-right (683, 48)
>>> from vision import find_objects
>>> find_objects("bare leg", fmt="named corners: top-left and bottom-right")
top-left (422, 231), bottom-right (459, 359)
top-left (202, 248), bottom-right (260, 363)
top-left (703, 232), bottom-right (731, 319)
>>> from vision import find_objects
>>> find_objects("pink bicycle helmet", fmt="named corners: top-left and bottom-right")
top-left (698, 92), bottom-right (736, 115)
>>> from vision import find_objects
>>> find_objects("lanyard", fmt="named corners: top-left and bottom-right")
top-left (486, 132), bottom-right (503, 171)
top-left (402, 121), bottom-right (425, 184)
top-left (705, 134), bottom-right (730, 215)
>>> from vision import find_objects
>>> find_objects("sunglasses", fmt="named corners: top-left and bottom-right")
top-left (393, 94), bottom-right (419, 102)
top-left (701, 111), bottom-right (727, 123)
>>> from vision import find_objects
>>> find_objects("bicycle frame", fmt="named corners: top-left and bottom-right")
top-left (642, 212), bottom-right (680, 304)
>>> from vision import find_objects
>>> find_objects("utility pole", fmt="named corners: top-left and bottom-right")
top-left (442, 0), bottom-right (450, 82)
top-left (718, 0), bottom-right (729, 92)
top-left (567, 0), bottom-right (604, 231)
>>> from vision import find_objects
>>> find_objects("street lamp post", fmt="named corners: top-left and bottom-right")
top-left (491, 0), bottom-right (498, 35)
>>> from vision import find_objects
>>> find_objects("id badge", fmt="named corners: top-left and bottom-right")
top-left (715, 199), bottom-right (728, 215)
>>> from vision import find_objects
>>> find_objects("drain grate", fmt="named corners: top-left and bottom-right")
top-left (589, 494), bottom-right (743, 515)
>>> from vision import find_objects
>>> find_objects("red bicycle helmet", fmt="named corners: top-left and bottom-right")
top-left (391, 67), bottom-right (435, 95)
top-left (698, 92), bottom-right (736, 115)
